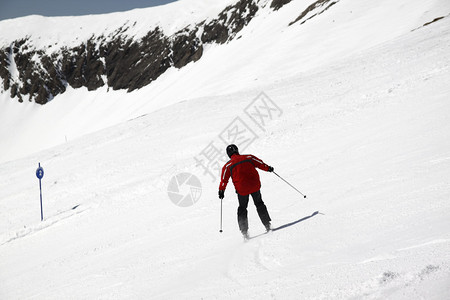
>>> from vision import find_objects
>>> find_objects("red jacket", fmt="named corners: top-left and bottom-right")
top-left (219, 154), bottom-right (270, 196)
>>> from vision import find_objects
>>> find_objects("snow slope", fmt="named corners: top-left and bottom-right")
top-left (1, 0), bottom-right (450, 299)
top-left (1, 0), bottom-right (450, 163)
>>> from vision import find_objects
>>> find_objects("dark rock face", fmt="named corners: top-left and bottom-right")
top-left (103, 28), bottom-right (171, 92)
top-left (202, 0), bottom-right (259, 44)
top-left (61, 38), bottom-right (105, 91)
top-left (289, 0), bottom-right (339, 26)
top-left (423, 16), bottom-right (445, 27)
top-left (171, 27), bottom-right (203, 69)
top-left (0, 0), bottom-right (260, 104)
top-left (0, 47), bottom-right (11, 91)
top-left (270, 0), bottom-right (294, 11)
top-left (0, 39), bottom-right (67, 104)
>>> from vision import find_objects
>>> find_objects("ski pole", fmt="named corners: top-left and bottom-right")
top-left (219, 198), bottom-right (223, 233)
top-left (273, 171), bottom-right (307, 198)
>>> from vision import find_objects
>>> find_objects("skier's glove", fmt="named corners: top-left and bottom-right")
top-left (268, 166), bottom-right (274, 172)
top-left (218, 190), bottom-right (225, 199)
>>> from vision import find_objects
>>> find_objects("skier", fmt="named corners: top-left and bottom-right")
top-left (218, 144), bottom-right (274, 239)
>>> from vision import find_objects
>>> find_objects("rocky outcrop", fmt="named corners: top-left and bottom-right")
top-left (270, 0), bottom-right (294, 11)
top-left (423, 16), bottom-right (445, 27)
top-left (0, 48), bottom-right (11, 92)
top-left (202, 0), bottom-right (259, 44)
top-left (289, 0), bottom-right (339, 26)
top-left (0, 39), bottom-right (67, 103)
top-left (0, 0), bottom-right (260, 104)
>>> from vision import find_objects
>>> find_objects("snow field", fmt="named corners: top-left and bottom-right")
top-left (1, 0), bottom-right (450, 299)
top-left (3, 0), bottom-right (450, 164)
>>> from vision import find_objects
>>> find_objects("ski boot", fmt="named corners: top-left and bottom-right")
top-left (265, 222), bottom-right (272, 233)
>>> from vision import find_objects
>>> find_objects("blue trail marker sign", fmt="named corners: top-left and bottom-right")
top-left (36, 163), bottom-right (44, 221)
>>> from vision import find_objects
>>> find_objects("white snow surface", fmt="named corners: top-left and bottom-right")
top-left (1, 0), bottom-right (450, 299)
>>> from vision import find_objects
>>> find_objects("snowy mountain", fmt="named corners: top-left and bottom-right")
top-left (1, 0), bottom-right (449, 163)
top-left (0, 0), bottom-right (271, 104)
top-left (0, 0), bottom-right (445, 105)
top-left (1, 0), bottom-right (450, 299)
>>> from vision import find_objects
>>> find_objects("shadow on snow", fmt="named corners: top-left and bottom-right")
top-left (272, 211), bottom-right (321, 231)
top-left (249, 211), bottom-right (321, 240)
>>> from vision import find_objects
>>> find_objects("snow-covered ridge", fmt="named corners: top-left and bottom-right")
top-left (1, 0), bottom-right (448, 105)
top-left (0, 0), bottom-right (237, 47)
top-left (0, 0), bottom-right (263, 104)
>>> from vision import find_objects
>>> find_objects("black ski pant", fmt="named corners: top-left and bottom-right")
top-left (237, 190), bottom-right (271, 233)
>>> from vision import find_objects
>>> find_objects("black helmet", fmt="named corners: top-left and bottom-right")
top-left (226, 144), bottom-right (239, 158)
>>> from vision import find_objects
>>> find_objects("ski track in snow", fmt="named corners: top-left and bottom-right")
top-left (1, 0), bottom-right (450, 299)
top-left (0, 204), bottom-right (91, 246)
